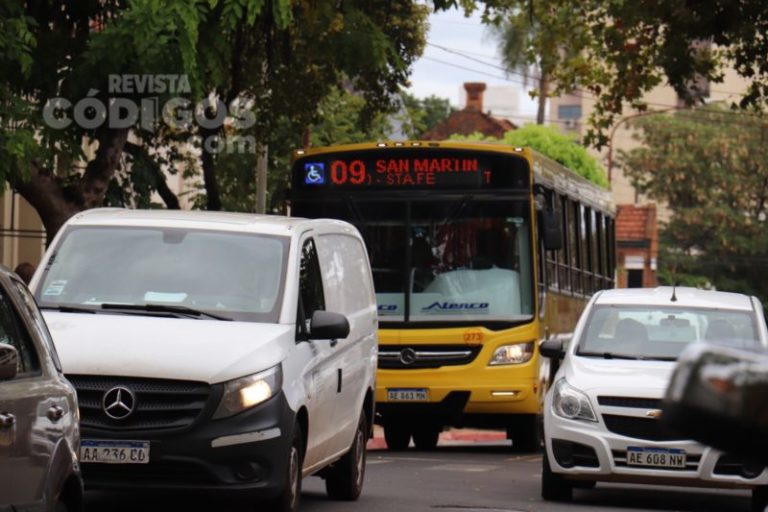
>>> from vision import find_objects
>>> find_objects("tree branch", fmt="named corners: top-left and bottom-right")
top-left (123, 142), bottom-right (180, 210)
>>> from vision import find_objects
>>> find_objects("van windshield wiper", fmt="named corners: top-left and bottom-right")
top-left (100, 303), bottom-right (233, 321)
top-left (40, 305), bottom-right (97, 314)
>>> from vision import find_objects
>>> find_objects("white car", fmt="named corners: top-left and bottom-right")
top-left (540, 287), bottom-right (768, 511)
top-left (30, 209), bottom-right (378, 512)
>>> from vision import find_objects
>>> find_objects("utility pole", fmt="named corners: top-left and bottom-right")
top-left (256, 143), bottom-right (268, 214)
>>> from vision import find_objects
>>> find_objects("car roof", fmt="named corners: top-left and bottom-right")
top-left (594, 287), bottom-right (755, 311)
top-left (63, 208), bottom-right (347, 237)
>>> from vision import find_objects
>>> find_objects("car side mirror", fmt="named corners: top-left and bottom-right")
top-left (662, 343), bottom-right (768, 463)
top-left (540, 338), bottom-right (565, 359)
top-left (0, 343), bottom-right (19, 381)
top-left (309, 311), bottom-right (350, 341)
top-left (539, 210), bottom-right (563, 251)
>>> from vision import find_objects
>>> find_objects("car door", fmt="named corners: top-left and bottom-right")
top-left (295, 237), bottom-right (339, 469)
top-left (0, 281), bottom-right (67, 509)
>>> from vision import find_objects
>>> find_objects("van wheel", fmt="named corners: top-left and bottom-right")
top-left (541, 453), bottom-right (573, 502)
top-left (412, 426), bottom-right (440, 451)
top-left (752, 485), bottom-right (768, 512)
top-left (384, 424), bottom-right (411, 450)
top-left (325, 412), bottom-right (367, 501)
top-left (268, 424), bottom-right (303, 512)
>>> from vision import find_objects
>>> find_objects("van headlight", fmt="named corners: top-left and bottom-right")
top-left (489, 342), bottom-right (534, 365)
top-left (214, 365), bottom-right (283, 419)
top-left (552, 379), bottom-right (597, 422)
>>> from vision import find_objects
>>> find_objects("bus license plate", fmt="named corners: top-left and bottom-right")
top-left (627, 447), bottom-right (686, 469)
top-left (81, 440), bottom-right (150, 464)
top-left (387, 389), bottom-right (429, 402)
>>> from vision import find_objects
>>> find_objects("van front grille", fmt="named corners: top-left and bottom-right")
top-left (67, 375), bottom-right (212, 432)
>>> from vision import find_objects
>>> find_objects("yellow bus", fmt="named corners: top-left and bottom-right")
top-left (290, 141), bottom-right (615, 451)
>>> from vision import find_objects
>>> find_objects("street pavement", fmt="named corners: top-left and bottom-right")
top-left (86, 432), bottom-right (752, 512)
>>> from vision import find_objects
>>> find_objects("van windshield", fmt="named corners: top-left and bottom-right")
top-left (36, 226), bottom-right (290, 323)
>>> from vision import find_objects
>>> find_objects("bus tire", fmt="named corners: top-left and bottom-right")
top-left (509, 414), bottom-right (541, 453)
top-left (384, 424), bottom-right (411, 451)
top-left (542, 453), bottom-right (573, 502)
top-left (412, 426), bottom-right (440, 451)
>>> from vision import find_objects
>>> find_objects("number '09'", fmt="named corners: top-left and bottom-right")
top-left (331, 160), bottom-right (367, 185)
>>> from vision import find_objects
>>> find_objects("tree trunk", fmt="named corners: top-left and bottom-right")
top-left (200, 127), bottom-right (222, 211)
top-left (536, 71), bottom-right (549, 125)
top-left (14, 128), bottom-right (130, 243)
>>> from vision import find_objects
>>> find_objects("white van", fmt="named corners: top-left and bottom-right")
top-left (30, 209), bottom-right (378, 512)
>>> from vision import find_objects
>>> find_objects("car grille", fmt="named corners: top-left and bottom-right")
top-left (613, 450), bottom-right (701, 471)
top-left (598, 396), bottom-right (662, 409)
top-left (67, 375), bottom-right (212, 432)
top-left (602, 414), bottom-right (687, 442)
top-left (378, 345), bottom-right (482, 369)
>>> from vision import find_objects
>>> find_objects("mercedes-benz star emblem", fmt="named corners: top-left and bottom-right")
top-left (399, 348), bottom-right (417, 366)
top-left (102, 386), bottom-right (136, 420)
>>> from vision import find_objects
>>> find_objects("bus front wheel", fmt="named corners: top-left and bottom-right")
top-left (384, 424), bottom-right (411, 450)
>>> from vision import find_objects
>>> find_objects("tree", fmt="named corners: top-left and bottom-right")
top-left (401, 92), bottom-right (455, 137)
top-left (452, 124), bottom-right (608, 187)
top-left (620, 105), bottom-right (768, 304)
top-left (464, 0), bottom-right (768, 147)
top-left (0, 0), bottom-right (428, 241)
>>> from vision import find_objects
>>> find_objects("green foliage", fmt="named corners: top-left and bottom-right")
top-left (401, 92), bottom-right (455, 137)
top-left (471, 0), bottom-right (768, 148)
top-left (620, 104), bottom-right (768, 305)
top-left (452, 124), bottom-right (608, 187)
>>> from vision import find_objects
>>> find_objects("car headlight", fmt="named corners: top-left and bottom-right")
top-left (489, 342), bottom-right (534, 365)
top-left (213, 365), bottom-right (282, 419)
top-left (552, 379), bottom-right (597, 422)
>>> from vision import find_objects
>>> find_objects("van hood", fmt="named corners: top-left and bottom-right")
top-left (42, 311), bottom-right (293, 384)
top-left (565, 355), bottom-right (675, 397)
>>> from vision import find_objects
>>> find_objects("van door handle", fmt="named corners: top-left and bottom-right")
top-left (0, 413), bottom-right (15, 429)
top-left (47, 406), bottom-right (64, 422)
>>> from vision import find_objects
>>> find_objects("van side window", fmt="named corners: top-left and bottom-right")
top-left (298, 239), bottom-right (325, 337)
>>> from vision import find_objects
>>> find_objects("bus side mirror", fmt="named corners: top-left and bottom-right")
top-left (662, 343), bottom-right (768, 463)
top-left (539, 210), bottom-right (563, 251)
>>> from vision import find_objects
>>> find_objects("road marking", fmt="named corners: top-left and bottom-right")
top-left (425, 463), bottom-right (500, 473)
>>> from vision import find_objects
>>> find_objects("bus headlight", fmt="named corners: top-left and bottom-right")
top-left (214, 365), bottom-right (282, 419)
top-left (552, 379), bottom-right (597, 422)
top-left (489, 342), bottom-right (534, 365)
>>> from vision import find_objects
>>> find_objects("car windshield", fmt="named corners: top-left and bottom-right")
top-left (36, 226), bottom-right (289, 323)
top-left (577, 305), bottom-right (763, 361)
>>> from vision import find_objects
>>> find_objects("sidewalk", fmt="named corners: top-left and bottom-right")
top-left (367, 425), bottom-right (507, 450)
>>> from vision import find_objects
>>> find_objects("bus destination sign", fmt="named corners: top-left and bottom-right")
top-left (294, 150), bottom-right (529, 191)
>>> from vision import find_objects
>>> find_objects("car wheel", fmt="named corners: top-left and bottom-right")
top-left (541, 453), bottom-right (573, 502)
top-left (268, 423), bottom-right (303, 512)
top-left (752, 485), bottom-right (768, 512)
top-left (509, 414), bottom-right (541, 453)
top-left (325, 412), bottom-right (367, 501)
top-left (384, 423), bottom-right (411, 450)
top-left (412, 426), bottom-right (440, 451)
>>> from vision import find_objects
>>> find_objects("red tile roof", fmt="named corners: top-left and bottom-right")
top-left (421, 109), bottom-right (516, 140)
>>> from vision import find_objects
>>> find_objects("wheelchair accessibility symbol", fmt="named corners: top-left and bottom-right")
top-left (304, 163), bottom-right (325, 185)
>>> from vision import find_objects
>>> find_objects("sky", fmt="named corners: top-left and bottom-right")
top-left (406, 7), bottom-right (538, 119)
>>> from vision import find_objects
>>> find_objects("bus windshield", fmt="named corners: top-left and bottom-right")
top-left (295, 199), bottom-right (534, 324)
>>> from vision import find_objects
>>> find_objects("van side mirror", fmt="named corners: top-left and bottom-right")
top-left (539, 210), bottom-right (563, 251)
top-left (540, 338), bottom-right (566, 359)
top-left (0, 343), bottom-right (19, 381)
top-left (309, 311), bottom-right (350, 341)
top-left (662, 343), bottom-right (768, 463)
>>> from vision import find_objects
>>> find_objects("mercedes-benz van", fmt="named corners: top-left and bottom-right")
top-left (31, 209), bottom-right (378, 512)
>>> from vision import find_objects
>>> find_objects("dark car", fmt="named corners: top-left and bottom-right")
top-left (0, 266), bottom-right (82, 511)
